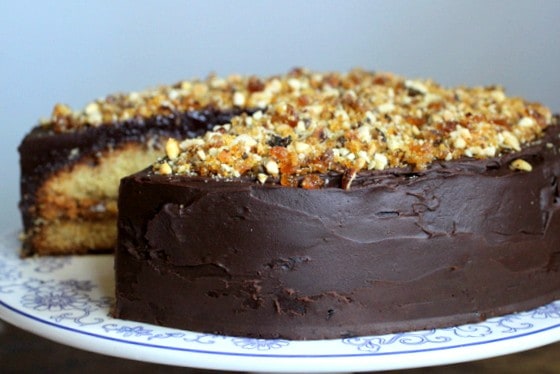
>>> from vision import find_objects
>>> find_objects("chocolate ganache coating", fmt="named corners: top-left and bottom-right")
top-left (115, 124), bottom-right (560, 340)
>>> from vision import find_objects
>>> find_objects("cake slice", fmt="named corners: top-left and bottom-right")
top-left (114, 69), bottom-right (560, 339)
top-left (18, 73), bottom-right (275, 255)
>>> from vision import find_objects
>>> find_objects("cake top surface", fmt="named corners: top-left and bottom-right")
top-left (40, 68), bottom-right (554, 187)
top-left (149, 68), bottom-right (553, 187)
top-left (42, 71), bottom-right (299, 132)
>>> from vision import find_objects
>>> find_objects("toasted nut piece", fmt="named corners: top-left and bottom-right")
top-left (265, 160), bottom-right (280, 176)
top-left (165, 138), bottom-right (180, 160)
top-left (159, 162), bottom-right (173, 175)
top-left (509, 159), bottom-right (532, 172)
top-left (233, 92), bottom-right (246, 106)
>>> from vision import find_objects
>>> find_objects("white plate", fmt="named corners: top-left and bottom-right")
top-left (0, 228), bottom-right (559, 373)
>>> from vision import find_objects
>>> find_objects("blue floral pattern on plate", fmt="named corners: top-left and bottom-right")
top-left (0, 229), bottom-right (559, 370)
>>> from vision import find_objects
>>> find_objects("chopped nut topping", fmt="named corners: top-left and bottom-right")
top-left (165, 138), bottom-right (180, 160)
top-left (509, 159), bottom-right (533, 172)
top-left (147, 69), bottom-right (553, 185)
top-left (265, 160), bottom-right (280, 176)
top-left (38, 67), bottom-right (554, 184)
top-left (41, 72), bottom-right (301, 132)
top-left (159, 162), bottom-right (172, 175)
top-left (257, 173), bottom-right (268, 184)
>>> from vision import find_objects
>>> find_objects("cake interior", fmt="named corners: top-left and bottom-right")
top-left (19, 106), bottom-right (248, 256)
top-left (25, 142), bottom-right (163, 255)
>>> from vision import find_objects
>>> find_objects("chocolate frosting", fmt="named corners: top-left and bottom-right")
top-left (115, 124), bottom-right (560, 340)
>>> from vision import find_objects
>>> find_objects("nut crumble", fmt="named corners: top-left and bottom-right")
top-left (40, 68), bottom-right (554, 187)
top-left (149, 69), bottom-right (553, 187)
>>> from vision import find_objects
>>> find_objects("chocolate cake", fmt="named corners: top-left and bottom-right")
top-left (114, 69), bottom-right (560, 340)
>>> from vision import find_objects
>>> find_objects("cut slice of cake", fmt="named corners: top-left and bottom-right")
top-left (18, 73), bottom-right (274, 255)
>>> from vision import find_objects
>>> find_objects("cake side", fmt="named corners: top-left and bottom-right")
top-left (115, 123), bottom-right (560, 340)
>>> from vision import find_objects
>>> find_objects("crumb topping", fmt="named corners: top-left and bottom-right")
top-left (40, 67), bottom-right (553, 186)
top-left (149, 68), bottom-right (553, 187)
top-left (43, 73), bottom-right (282, 132)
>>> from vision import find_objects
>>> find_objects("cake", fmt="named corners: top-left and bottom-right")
top-left (114, 69), bottom-right (560, 340)
top-left (18, 74), bottom-right (271, 255)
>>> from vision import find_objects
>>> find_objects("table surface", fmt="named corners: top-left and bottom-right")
top-left (1, 320), bottom-right (558, 373)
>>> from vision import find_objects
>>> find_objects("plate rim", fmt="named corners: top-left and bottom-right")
top-left (2, 298), bottom-right (560, 358)
top-left (1, 229), bottom-right (559, 372)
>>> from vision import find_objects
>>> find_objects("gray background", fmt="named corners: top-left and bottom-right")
top-left (1, 0), bottom-right (559, 229)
